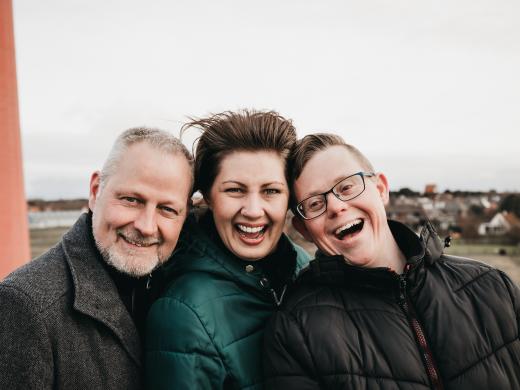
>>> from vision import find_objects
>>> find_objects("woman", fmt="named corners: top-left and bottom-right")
top-left (145, 110), bottom-right (310, 389)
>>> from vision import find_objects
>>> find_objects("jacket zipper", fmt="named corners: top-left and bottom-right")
top-left (259, 277), bottom-right (287, 307)
top-left (398, 265), bottom-right (443, 390)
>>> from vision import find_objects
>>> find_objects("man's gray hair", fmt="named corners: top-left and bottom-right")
top-left (100, 127), bottom-right (194, 191)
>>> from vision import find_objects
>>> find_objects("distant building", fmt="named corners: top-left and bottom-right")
top-left (386, 203), bottom-right (426, 233)
top-left (478, 211), bottom-right (520, 236)
top-left (424, 184), bottom-right (437, 195)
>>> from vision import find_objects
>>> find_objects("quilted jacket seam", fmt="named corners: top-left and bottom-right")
top-left (152, 296), bottom-right (229, 373)
top-left (448, 337), bottom-right (520, 381)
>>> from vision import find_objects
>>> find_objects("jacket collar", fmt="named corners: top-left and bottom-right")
top-left (168, 211), bottom-right (304, 300)
top-left (305, 220), bottom-right (444, 294)
top-left (61, 213), bottom-right (142, 367)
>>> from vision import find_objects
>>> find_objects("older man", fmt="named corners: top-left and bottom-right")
top-left (263, 133), bottom-right (520, 390)
top-left (0, 127), bottom-right (193, 389)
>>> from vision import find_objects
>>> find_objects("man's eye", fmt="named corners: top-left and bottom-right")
top-left (307, 198), bottom-right (324, 211)
top-left (339, 184), bottom-right (353, 193)
top-left (122, 197), bottom-right (139, 204)
top-left (159, 205), bottom-right (179, 216)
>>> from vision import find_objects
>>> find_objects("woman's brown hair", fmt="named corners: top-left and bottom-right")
top-left (182, 109), bottom-right (297, 197)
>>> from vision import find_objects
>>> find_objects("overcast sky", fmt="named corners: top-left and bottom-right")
top-left (13, 0), bottom-right (520, 199)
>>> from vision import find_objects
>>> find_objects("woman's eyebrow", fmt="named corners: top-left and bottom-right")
top-left (261, 181), bottom-right (286, 187)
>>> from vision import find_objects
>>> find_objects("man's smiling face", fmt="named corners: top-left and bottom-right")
top-left (89, 142), bottom-right (192, 277)
top-left (293, 145), bottom-right (391, 268)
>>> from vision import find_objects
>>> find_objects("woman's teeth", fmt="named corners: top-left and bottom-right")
top-left (237, 224), bottom-right (266, 234)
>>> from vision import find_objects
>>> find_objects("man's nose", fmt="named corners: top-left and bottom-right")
top-left (326, 192), bottom-right (349, 217)
top-left (240, 194), bottom-right (265, 219)
top-left (134, 206), bottom-right (158, 236)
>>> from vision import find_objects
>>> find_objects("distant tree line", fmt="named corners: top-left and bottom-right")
top-left (28, 199), bottom-right (88, 211)
top-left (390, 188), bottom-right (504, 198)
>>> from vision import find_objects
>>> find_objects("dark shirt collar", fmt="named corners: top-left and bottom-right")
top-left (86, 211), bottom-right (161, 339)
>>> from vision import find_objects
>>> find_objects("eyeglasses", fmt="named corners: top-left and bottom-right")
top-left (294, 172), bottom-right (376, 220)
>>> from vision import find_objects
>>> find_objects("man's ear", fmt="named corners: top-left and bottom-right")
top-left (375, 172), bottom-right (390, 206)
top-left (88, 171), bottom-right (101, 211)
top-left (292, 215), bottom-right (314, 242)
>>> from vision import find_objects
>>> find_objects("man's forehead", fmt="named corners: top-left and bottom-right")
top-left (105, 153), bottom-right (191, 200)
top-left (295, 146), bottom-right (362, 196)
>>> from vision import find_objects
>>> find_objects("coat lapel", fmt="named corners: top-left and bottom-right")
top-left (61, 214), bottom-right (142, 367)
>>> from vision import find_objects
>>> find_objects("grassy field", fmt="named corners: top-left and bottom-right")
top-left (444, 242), bottom-right (520, 285)
top-left (30, 227), bottom-right (69, 259)
top-left (30, 228), bottom-right (520, 285)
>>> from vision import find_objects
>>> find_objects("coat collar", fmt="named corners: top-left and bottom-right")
top-left (304, 220), bottom-right (444, 294)
top-left (61, 213), bottom-right (142, 367)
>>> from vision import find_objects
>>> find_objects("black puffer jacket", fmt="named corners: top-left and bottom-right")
top-left (263, 221), bottom-right (520, 389)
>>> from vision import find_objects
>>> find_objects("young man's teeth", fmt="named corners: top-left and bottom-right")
top-left (237, 224), bottom-right (264, 233)
top-left (335, 219), bottom-right (362, 235)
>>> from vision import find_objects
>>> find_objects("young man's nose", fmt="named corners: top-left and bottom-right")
top-left (326, 192), bottom-right (349, 217)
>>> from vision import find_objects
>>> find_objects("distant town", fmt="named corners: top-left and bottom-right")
top-left (27, 185), bottom-right (520, 245)
top-left (387, 185), bottom-right (520, 245)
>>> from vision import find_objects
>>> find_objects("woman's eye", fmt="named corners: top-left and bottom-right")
top-left (225, 188), bottom-right (244, 193)
top-left (264, 188), bottom-right (281, 195)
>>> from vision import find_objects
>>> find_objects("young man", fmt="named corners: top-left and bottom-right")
top-left (263, 133), bottom-right (520, 390)
top-left (0, 127), bottom-right (193, 389)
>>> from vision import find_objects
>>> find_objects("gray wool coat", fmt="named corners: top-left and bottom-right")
top-left (0, 213), bottom-right (143, 389)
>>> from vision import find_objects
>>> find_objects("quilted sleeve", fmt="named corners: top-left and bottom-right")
top-left (263, 309), bottom-right (320, 389)
top-left (499, 271), bottom-right (520, 330)
top-left (145, 296), bottom-right (227, 389)
top-left (0, 285), bottom-right (53, 389)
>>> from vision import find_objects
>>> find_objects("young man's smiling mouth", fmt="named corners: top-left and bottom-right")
top-left (334, 218), bottom-right (364, 240)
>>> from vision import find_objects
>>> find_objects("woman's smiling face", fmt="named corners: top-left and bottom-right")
top-left (207, 150), bottom-right (290, 261)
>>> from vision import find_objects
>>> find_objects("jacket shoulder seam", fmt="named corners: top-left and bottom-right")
top-left (0, 283), bottom-right (69, 315)
top-left (452, 268), bottom-right (496, 293)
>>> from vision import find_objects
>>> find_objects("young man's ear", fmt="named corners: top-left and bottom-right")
top-left (292, 215), bottom-right (314, 242)
top-left (88, 171), bottom-right (101, 211)
top-left (375, 172), bottom-right (390, 206)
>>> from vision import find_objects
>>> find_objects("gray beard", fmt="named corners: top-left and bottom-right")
top-left (94, 237), bottom-right (161, 277)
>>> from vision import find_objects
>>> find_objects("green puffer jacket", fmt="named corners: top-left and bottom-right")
top-left (145, 214), bottom-right (310, 390)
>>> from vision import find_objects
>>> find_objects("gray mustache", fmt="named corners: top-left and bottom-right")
top-left (117, 228), bottom-right (163, 246)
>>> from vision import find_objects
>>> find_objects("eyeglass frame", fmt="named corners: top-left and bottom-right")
top-left (293, 171), bottom-right (376, 220)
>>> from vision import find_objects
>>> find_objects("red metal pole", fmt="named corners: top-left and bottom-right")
top-left (0, 0), bottom-right (31, 279)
